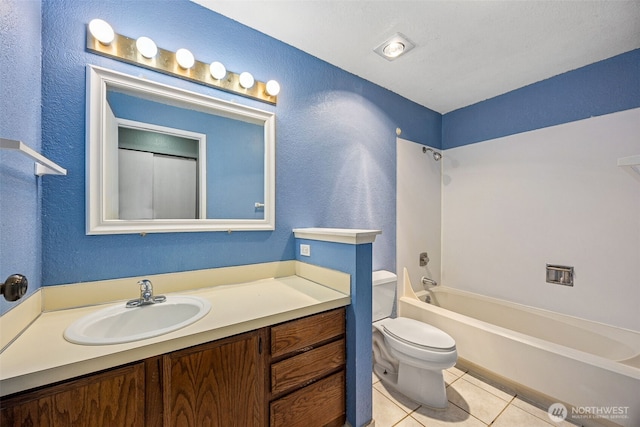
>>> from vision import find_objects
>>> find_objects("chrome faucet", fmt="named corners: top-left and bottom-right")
top-left (126, 279), bottom-right (167, 308)
top-left (421, 276), bottom-right (438, 287)
top-left (140, 279), bottom-right (153, 302)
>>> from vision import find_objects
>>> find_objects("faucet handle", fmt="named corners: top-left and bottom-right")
top-left (138, 279), bottom-right (152, 290)
top-left (138, 279), bottom-right (153, 300)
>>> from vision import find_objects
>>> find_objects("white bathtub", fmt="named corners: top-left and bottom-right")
top-left (398, 270), bottom-right (640, 427)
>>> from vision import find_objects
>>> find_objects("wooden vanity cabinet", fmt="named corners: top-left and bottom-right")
top-left (0, 308), bottom-right (346, 427)
top-left (0, 361), bottom-right (149, 427)
top-left (0, 331), bottom-right (264, 427)
top-left (268, 308), bottom-right (346, 427)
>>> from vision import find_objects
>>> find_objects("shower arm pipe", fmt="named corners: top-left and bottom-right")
top-left (422, 146), bottom-right (442, 161)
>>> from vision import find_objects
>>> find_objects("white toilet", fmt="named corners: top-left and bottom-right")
top-left (372, 270), bottom-right (457, 409)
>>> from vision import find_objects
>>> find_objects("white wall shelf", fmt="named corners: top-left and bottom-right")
top-left (618, 154), bottom-right (640, 176)
top-left (293, 228), bottom-right (381, 244)
top-left (0, 138), bottom-right (67, 176)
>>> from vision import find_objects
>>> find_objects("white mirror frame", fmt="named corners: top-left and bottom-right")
top-left (86, 65), bottom-right (275, 234)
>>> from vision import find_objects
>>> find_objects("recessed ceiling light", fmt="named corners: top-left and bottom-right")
top-left (383, 41), bottom-right (405, 58)
top-left (374, 33), bottom-right (415, 61)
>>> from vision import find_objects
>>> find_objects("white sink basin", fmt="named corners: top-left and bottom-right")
top-left (64, 296), bottom-right (211, 345)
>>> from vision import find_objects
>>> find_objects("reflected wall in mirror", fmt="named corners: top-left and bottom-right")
top-left (87, 65), bottom-right (275, 234)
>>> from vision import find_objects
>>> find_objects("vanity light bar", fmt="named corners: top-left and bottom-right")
top-left (86, 20), bottom-right (279, 105)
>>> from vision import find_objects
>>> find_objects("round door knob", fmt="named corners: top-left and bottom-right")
top-left (1, 274), bottom-right (28, 302)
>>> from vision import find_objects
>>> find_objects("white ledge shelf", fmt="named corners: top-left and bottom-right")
top-left (293, 228), bottom-right (382, 244)
top-left (0, 138), bottom-right (67, 176)
top-left (618, 155), bottom-right (640, 176)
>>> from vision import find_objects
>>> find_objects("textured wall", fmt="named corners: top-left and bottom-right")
top-left (38, 0), bottom-right (440, 286)
top-left (0, 0), bottom-right (42, 314)
top-left (295, 237), bottom-right (374, 427)
top-left (442, 48), bottom-right (640, 149)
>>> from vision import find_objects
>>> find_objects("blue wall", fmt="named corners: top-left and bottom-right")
top-left (442, 48), bottom-right (640, 149)
top-left (295, 238), bottom-right (373, 427)
top-left (36, 0), bottom-right (440, 287)
top-left (0, 0), bottom-right (43, 314)
top-left (3, 0), bottom-right (637, 310)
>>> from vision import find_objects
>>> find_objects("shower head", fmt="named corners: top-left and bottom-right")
top-left (422, 146), bottom-right (442, 161)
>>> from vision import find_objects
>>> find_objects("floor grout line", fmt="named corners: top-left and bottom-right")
top-left (487, 395), bottom-right (516, 426)
top-left (375, 366), bottom-right (566, 427)
top-left (446, 398), bottom-right (491, 426)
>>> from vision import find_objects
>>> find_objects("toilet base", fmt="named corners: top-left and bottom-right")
top-left (374, 358), bottom-right (448, 409)
top-left (399, 362), bottom-right (448, 409)
top-left (373, 362), bottom-right (398, 385)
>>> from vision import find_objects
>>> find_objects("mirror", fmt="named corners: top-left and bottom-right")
top-left (86, 65), bottom-right (275, 234)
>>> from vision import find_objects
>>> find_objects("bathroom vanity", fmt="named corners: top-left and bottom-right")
top-left (0, 261), bottom-right (350, 427)
top-left (1, 308), bottom-right (346, 427)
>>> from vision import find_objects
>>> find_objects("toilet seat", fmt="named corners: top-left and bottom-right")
top-left (376, 317), bottom-right (457, 364)
top-left (382, 317), bottom-right (456, 352)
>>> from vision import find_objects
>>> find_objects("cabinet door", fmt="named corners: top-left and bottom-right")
top-left (165, 330), bottom-right (265, 427)
top-left (0, 363), bottom-right (145, 427)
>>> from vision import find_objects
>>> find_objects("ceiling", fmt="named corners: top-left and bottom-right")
top-left (192, 0), bottom-right (640, 114)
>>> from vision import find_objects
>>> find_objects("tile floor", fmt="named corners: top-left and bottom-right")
top-left (372, 365), bottom-right (580, 427)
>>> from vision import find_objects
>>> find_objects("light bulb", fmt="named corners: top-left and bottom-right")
top-left (136, 37), bottom-right (157, 59)
top-left (382, 41), bottom-right (405, 58)
top-left (239, 72), bottom-right (254, 89)
top-left (88, 19), bottom-right (114, 45)
top-left (265, 80), bottom-right (280, 96)
top-left (176, 48), bottom-right (195, 69)
top-left (209, 61), bottom-right (226, 80)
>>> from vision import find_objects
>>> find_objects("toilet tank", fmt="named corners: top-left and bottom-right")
top-left (372, 270), bottom-right (397, 322)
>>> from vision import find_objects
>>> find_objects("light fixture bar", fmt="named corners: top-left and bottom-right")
top-left (87, 29), bottom-right (278, 105)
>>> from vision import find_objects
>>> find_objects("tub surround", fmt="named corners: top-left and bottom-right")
top-left (441, 108), bottom-right (640, 332)
top-left (0, 260), bottom-right (350, 397)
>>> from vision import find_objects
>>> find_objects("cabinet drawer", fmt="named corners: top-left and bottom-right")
top-left (270, 370), bottom-right (345, 427)
top-left (271, 308), bottom-right (345, 358)
top-left (271, 338), bottom-right (345, 395)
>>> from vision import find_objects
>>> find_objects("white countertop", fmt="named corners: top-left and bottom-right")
top-left (0, 274), bottom-right (349, 397)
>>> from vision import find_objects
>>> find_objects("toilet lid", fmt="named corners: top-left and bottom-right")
top-left (382, 317), bottom-right (456, 351)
